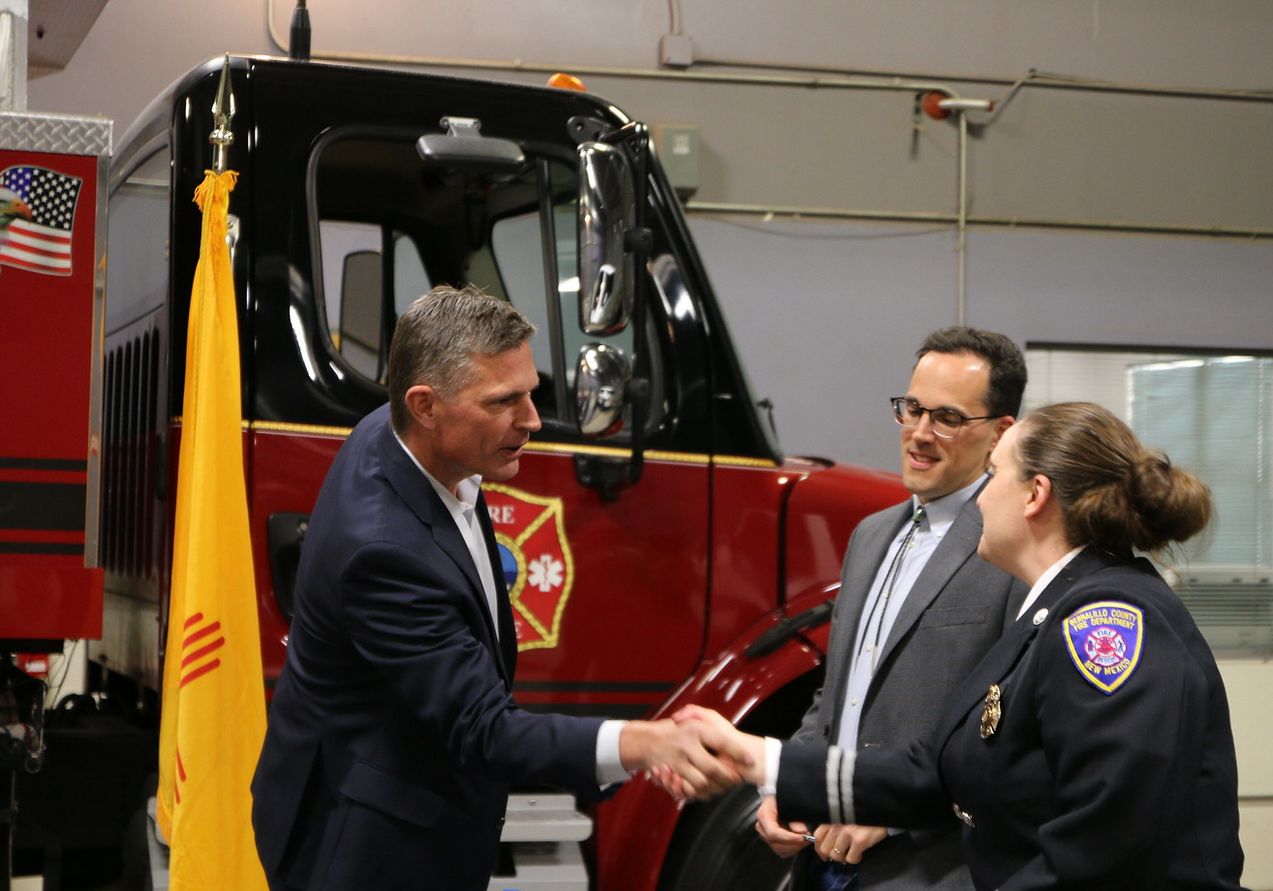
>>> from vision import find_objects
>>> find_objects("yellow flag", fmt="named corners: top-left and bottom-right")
top-left (156, 169), bottom-right (268, 890)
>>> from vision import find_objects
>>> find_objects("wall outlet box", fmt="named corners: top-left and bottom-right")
top-left (659, 34), bottom-right (694, 68)
top-left (652, 123), bottom-right (700, 200)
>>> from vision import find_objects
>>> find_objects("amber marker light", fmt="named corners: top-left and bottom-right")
top-left (547, 73), bottom-right (588, 92)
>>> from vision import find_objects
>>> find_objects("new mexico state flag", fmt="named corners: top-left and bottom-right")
top-left (156, 170), bottom-right (268, 890)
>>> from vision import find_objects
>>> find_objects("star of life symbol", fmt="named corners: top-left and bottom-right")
top-left (528, 554), bottom-right (565, 593)
top-left (483, 483), bottom-right (574, 651)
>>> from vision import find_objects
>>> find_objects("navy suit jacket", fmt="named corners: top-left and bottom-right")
top-left (779, 549), bottom-right (1247, 891)
top-left (252, 404), bottom-right (605, 890)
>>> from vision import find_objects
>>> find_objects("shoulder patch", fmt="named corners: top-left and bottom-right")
top-left (1062, 601), bottom-right (1144, 694)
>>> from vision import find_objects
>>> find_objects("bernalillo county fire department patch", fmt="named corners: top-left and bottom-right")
top-left (1063, 601), bottom-right (1144, 695)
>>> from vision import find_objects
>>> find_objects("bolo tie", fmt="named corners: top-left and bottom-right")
top-left (859, 506), bottom-right (926, 675)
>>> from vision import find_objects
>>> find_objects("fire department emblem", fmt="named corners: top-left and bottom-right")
top-left (1063, 600), bottom-right (1144, 695)
top-left (1083, 627), bottom-right (1126, 666)
top-left (483, 483), bottom-right (574, 652)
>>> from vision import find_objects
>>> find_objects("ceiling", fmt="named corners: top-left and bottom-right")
top-left (26, 0), bottom-right (110, 79)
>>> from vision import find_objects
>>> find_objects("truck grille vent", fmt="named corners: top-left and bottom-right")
top-left (102, 331), bottom-right (161, 580)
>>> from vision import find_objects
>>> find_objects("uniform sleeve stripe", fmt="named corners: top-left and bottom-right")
top-left (840, 747), bottom-right (856, 825)
top-left (827, 744), bottom-right (843, 823)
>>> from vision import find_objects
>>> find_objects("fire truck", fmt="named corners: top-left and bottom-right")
top-left (2, 53), bottom-right (905, 889)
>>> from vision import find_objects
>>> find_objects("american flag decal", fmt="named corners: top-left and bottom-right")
top-left (0, 165), bottom-right (82, 275)
top-left (179, 612), bottom-right (225, 688)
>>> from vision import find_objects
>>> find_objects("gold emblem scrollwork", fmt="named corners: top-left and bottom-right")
top-left (979, 684), bottom-right (1002, 739)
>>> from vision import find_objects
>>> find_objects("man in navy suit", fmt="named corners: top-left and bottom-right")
top-left (756, 328), bottom-right (1028, 891)
top-left (251, 285), bottom-right (743, 890)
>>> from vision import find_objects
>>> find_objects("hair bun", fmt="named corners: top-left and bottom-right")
top-left (1126, 452), bottom-right (1173, 509)
top-left (1126, 450), bottom-right (1211, 547)
top-left (1016, 402), bottom-right (1213, 558)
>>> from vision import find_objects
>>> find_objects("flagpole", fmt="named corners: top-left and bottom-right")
top-left (155, 53), bottom-right (268, 890)
top-left (211, 54), bottom-right (234, 174)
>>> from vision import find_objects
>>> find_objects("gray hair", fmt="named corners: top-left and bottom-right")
top-left (386, 284), bottom-right (536, 435)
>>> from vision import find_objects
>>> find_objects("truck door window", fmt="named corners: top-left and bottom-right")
top-left (317, 220), bottom-right (431, 382)
top-left (393, 231), bottom-right (430, 316)
top-left (311, 133), bottom-right (664, 437)
top-left (106, 147), bottom-right (172, 332)
top-left (489, 203), bottom-right (595, 424)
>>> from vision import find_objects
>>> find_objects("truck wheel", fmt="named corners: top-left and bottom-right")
top-left (657, 785), bottom-right (792, 891)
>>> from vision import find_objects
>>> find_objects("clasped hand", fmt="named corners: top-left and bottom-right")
top-left (633, 706), bottom-right (890, 866)
top-left (630, 704), bottom-right (765, 800)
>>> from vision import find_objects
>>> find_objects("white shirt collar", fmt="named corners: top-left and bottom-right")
top-left (914, 473), bottom-right (986, 533)
top-left (1016, 544), bottom-right (1086, 620)
top-left (393, 432), bottom-right (482, 514)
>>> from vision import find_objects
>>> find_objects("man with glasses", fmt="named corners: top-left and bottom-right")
top-left (756, 328), bottom-right (1029, 891)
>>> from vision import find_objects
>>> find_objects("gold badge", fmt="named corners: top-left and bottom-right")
top-left (979, 684), bottom-right (1001, 739)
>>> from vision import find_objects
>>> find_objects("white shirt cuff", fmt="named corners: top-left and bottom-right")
top-left (596, 719), bottom-right (631, 785)
top-left (758, 736), bottom-right (782, 797)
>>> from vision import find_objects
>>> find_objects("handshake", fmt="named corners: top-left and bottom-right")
top-left (621, 706), bottom-right (890, 867)
top-left (620, 705), bottom-right (765, 801)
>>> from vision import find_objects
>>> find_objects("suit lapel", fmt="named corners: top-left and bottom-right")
top-left (939, 547), bottom-right (1114, 739)
top-left (377, 422), bottom-right (513, 684)
top-left (929, 589), bottom-right (1044, 759)
top-left (475, 490), bottom-right (518, 676)
top-left (874, 494), bottom-right (983, 671)
top-left (841, 502), bottom-right (914, 637)
top-left (825, 501), bottom-right (914, 736)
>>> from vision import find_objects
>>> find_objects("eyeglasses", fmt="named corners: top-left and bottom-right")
top-left (891, 397), bottom-right (999, 439)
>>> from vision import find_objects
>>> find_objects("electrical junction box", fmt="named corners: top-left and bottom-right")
top-left (658, 34), bottom-right (695, 68)
top-left (651, 123), bottom-right (700, 201)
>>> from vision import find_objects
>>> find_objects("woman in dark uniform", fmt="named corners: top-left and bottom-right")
top-left (680, 402), bottom-right (1247, 890)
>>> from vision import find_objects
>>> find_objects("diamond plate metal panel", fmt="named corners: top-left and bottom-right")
top-left (0, 111), bottom-right (111, 155)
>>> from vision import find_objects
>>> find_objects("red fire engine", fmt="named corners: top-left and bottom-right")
top-left (2, 52), bottom-right (903, 890)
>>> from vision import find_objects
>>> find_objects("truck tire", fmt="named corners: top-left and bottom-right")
top-left (657, 785), bottom-right (792, 891)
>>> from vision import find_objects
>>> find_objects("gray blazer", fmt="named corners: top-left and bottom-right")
top-left (788, 492), bottom-right (1026, 891)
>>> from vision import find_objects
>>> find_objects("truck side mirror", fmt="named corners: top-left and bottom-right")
top-left (576, 342), bottom-right (631, 438)
top-left (338, 249), bottom-right (384, 379)
top-left (574, 342), bottom-right (647, 500)
top-left (577, 142), bottom-right (635, 335)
